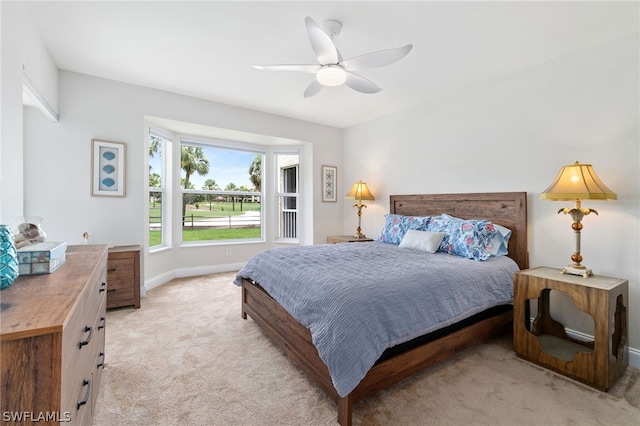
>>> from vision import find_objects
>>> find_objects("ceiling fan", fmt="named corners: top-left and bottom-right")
top-left (253, 17), bottom-right (413, 97)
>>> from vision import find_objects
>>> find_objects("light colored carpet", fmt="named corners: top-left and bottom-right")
top-left (94, 272), bottom-right (640, 425)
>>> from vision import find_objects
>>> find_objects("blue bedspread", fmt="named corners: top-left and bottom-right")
top-left (234, 242), bottom-right (518, 397)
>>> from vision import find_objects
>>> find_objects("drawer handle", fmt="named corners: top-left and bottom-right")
top-left (78, 326), bottom-right (93, 349)
top-left (76, 379), bottom-right (91, 410)
top-left (108, 267), bottom-right (117, 272)
top-left (99, 281), bottom-right (107, 293)
top-left (98, 317), bottom-right (106, 330)
top-left (97, 352), bottom-right (105, 369)
top-left (107, 289), bottom-right (116, 293)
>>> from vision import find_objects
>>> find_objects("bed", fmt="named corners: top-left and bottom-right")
top-left (236, 192), bottom-right (528, 425)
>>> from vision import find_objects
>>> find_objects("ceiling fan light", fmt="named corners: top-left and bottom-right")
top-left (316, 65), bottom-right (347, 86)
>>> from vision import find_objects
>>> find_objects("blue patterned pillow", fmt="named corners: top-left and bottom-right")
top-left (427, 214), bottom-right (497, 261)
top-left (487, 224), bottom-right (512, 257)
top-left (375, 214), bottom-right (431, 245)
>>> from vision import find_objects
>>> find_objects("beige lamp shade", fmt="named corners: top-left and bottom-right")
top-left (540, 161), bottom-right (617, 201)
top-left (345, 180), bottom-right (375, 201)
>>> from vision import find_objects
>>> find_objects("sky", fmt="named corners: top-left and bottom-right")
top-left (149, 144), bottom-right (256, 190)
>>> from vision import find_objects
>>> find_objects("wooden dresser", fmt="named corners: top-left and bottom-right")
top-left (107, 245), bottom-right (140, 309)
top-left (1, 245), bottom-right (108, 425)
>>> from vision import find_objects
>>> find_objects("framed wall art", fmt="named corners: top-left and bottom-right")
top-left (91, 139), bottom-right (126, 197)
top-left (321, 165), bottom-right (337, 202)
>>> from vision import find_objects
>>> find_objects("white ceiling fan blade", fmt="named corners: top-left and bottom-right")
top-left (303, 80), bottom-right (324, 98)
top-left (253, 64), bottom-right (320, 73)
top-left (305, 16), bottom-right (339, 65)
top-left (341, 44), bottom-right (413, 71)
top-left (344, 72), bottom-right (382, 94)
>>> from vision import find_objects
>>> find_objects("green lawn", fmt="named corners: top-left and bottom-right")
top-left (148, 200), bottom-right (261, 246)
top-left (149, 227), bottom-right (261, 246)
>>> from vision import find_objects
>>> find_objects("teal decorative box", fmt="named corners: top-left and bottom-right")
top-left (17, 242), bottom-right (67, 275)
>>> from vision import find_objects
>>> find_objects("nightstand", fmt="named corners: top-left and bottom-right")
top-left (107, 245), bottom-right (141, 309)
top-left (513, 266), bottom-right (628, 390)
top-left (327, 235), bottom-right (374, 244)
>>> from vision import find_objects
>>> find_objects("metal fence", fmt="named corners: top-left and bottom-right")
top-left (149, 215), bottom-right (260, 229)
top-left (181, 214), bottom-right (260, 229)
top-left (150, 211), bottom-right (296, 237)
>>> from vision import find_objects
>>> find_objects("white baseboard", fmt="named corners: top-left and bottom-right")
top-left (144, 270), bottom-right (176, 292)
top-left (143, 262), bottom-right (246, 292)
top-left (564, 328), bottom-right (639, 369)
top-left (629, 347), bottom-right (640, 369)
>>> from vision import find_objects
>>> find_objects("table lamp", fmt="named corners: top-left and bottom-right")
top-left (345, 180), bottom-right (375, 239)
top-left (540, 161), bottom-right (616, 277)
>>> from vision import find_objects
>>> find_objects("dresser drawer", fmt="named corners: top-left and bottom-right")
top-left (91, 296), bottom-right (107, 414)
top-left (61, 286), bottom-right (99, 423)
top-left (67, 375), bottom-right (92, 426)
top-left (107, 258), bottom-right (134, 285)
top-left (107, 259), bottom-right (135, 299)
top-left (89, 262), bottom-right (108, 316)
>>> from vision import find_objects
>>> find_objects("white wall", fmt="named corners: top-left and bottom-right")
top-left (21, 71), bottom-right (343, 287)
top-left (343, 33), bottom-right (640, 359)
top-left (1, 2), bottom-right (58, 224)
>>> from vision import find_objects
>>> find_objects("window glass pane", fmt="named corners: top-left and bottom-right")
top-left (149, 135), bottom-right (165, 248)
top-left (180, 144), bottom-right (260, 192)
top-left (149, 191), bottom-right (163, 247)
top-left (180, 142), bottom-right (263, 242)
top-left (283, 167), bottom-right (297, 193)
top-left (149, 136), bottom-right (164, 188)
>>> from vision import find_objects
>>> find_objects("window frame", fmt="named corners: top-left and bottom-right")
top-left (178, 137), bottom-right (266, 246)
top-left (274, 150), bottom-right (300, 242)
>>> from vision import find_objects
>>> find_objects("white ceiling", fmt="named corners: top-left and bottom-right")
top-left (25, 1), bottom-right (638, 129)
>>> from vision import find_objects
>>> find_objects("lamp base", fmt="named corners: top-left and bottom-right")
top-left (560, 265), bottom-right (593, 278)
top-left (353, 232), bottom-right (368, 239)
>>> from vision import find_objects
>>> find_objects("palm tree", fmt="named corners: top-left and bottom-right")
top-left (149, 136), bottom-right (161, 157)
top-left (181, 147), bottom-right (209, 225)
top-left (203, 179), bottom-right (220, 210)
top-left (149, 173), bottom-right (161, 207)
top-left (249, 154), bottom-right (261, 191)
top-left (181, 147), bottom-right (209, 189)
top-left (148, 137), bottom-right (163, 210)
top-left (237, 185), bottom-right (252, 211)
top-left (149, 173), bottom-right (161, 188)
top-left (225, 182), bottom-right (238, 211)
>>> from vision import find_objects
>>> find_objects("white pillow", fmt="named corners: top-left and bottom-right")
top-left (399, 230), bottom-right (446, 254)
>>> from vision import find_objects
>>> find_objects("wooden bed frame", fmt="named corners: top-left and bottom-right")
top-left (240, 192), bottom-right (528, 425)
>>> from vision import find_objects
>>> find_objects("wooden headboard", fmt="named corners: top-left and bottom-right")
top-left (390, 192), bottom-right (528, 270)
